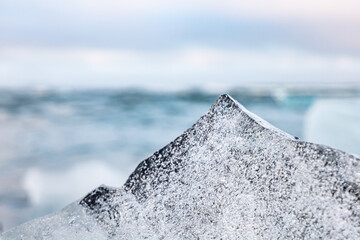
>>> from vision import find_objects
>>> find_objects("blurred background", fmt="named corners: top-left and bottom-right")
top-left (1, 0), bottom-right (360, 231)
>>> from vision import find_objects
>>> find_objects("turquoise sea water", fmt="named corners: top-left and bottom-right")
top-left (0, 88), bottom-right (359, 231)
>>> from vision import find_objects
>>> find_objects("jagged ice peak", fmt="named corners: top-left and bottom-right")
top-left (2, 94), bottom-right (360, 239)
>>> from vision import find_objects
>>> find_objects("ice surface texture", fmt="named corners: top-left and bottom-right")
top-left (2, 94), bottom-right (360, 239)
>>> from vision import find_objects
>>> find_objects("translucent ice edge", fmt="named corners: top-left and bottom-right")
top-left (225, 94), bottom-right (297, 140)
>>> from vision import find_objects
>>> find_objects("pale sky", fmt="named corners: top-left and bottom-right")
top-left (1, 0), bottom-right (360, 89)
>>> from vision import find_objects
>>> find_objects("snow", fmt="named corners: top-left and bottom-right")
top-left (2, 94), bottom-right (360, 239)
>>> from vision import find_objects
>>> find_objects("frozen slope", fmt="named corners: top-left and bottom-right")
top-left (2, 94), bottom-right (360, 239)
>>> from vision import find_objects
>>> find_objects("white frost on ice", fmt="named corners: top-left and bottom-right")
top-left (0, 203), bottom-right (108, 240)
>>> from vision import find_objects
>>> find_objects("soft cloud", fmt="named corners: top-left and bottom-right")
top-left (1, 0), bottom-right (360, 87)
top-left (1, 46), bottom-right (359, 89)
top-left (9, 0), bottom-right (359, 22)
top-left (1, 0), bottom-right (360, 54)
top-left (12, 0), bottom-right (360, 22)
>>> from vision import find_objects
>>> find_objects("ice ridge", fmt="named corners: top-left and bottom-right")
top-left (2, 94), bottom-right (360, 239)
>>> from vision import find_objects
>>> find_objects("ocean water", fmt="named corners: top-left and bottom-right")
top-left (0, 88), bottom-right (359, 231)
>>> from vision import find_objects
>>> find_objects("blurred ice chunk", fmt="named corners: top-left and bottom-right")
top-left (23, 162), bottom-right (126, 207)
top-left (305, 98), bottom-right (360, 156)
